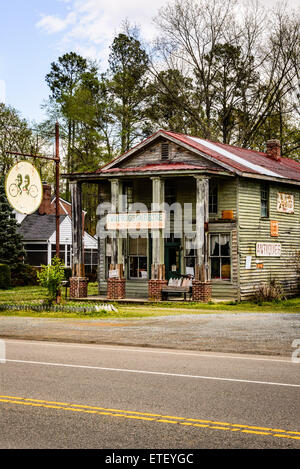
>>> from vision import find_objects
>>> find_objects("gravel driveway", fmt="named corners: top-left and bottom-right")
top-left (0, 312), bottom-right (300, 356)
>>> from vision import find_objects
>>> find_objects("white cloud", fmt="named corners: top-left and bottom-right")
top-left (0, 80), bottom-right (6, 103)
top-left (36, 0), bottom-right (167, 65)
top-left (36, 11), bottom-right (77, 34)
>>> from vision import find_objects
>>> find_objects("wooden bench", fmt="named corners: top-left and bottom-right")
top-left (161, 276), bottom-right (193, 301)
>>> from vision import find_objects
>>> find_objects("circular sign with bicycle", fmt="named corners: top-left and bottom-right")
top-left (5, 161), bottom-right (43, 214)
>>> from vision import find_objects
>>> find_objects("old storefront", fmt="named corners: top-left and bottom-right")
top-left (65, 130), bottom-right (300, 301)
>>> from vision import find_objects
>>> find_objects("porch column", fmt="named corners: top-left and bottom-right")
top-left (149, 177), bottom-right (167, 301)
top-left (69, 181), bottom-right (88, 298)
top-left (107, 179), bottom-right (126, 299)
top-left (192, 176), bottom-right (212, 302)
top-left (47, 241), bottom-right (52, 266)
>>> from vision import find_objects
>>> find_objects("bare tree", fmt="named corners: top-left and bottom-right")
top-left (151, 0), bottom-right (300, 146)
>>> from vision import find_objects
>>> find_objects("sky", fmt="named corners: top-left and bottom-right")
top-left (0, 0), bottom-right (298, 124)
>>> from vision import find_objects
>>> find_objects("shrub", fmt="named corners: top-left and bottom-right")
top-left (64, 267), bottom-right (72, 283)
top-left (37, 256), bottom-right (65, 304)
top-left (11, 264), bottom-right (38, 286)
top-left (253, 278), bottom-right (283, 303)
top-left (0, 264), bottom-right (11, 289)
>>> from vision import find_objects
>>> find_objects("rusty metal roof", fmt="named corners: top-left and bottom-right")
top-left (84, 130), bottom-right (300, 183)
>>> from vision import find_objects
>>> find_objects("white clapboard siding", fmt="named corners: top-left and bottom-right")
top-left (49, 216), bottom-right (97, 249)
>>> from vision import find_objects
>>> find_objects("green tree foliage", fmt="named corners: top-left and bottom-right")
top-left (107, 33), bottom-right (149, 152)
top-left (0, 177), bottom-right (25, 269)
top-left (0, 103), bottom-right (33, 173)
top-left (144, 69), bottom-right (195, 134)
top-left (46, 53), bottom-right (95, 195)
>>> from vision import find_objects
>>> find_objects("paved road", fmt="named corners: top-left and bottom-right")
top-left (0, 312), bottom-right (300, 356)
top-left (0, 339), bottom-right (300, 449)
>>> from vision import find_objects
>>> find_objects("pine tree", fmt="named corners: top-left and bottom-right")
top-left (0, 177), bottom-right (25, 268)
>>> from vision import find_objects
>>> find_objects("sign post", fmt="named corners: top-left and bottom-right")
top-left (6, 123), bottom-right (61, 302)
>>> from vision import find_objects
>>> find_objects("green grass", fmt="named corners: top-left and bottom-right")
top-left (0, 284), bottom-right (299, 319)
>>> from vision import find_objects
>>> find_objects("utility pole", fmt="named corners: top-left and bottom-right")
top-left (55, 122), bottom-right (60, 260)
top-left (7, 123), bottom-right (61, 302)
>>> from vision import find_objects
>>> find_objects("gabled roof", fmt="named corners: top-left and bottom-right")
top-left (96, 130), bottom-right (300, 184)
top-left (18, 212), bottom-right (97, 248)
top-left (18, 214), bottom-right (67, 241)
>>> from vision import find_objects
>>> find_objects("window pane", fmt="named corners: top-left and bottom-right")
top-left (185, 238), bottom-right (196, 257)
top-left (26, 251), bottom-right (48, 266)
top-left (106, 239), bottom-right (112, 257)
top-left (261, 185), bottom-right (269, 217)
top-left (129, 257), bottom-right (139, 278)
top-left (129, 237), bottom-right (147, 255)
top-left (138, 237), bottom-right (147, 256)
top-left (221, 258), bottom-right (231, 280)
top-left (85, 250), bottom-right (92, 265)
top-left (138, 257), bottom-right (148, 278)
top-left (211, 258), bottom-right (220, 279)
top-left (210, 235), bottom-right (220, 256)
top-left (209, 182), bottom-right (218, 213)
top-left (220, 234), bottom-right (230, 256)
top-left (25, 244), bottom-right (47, 251)
top-left (129, 238), bottom-right (138, 255)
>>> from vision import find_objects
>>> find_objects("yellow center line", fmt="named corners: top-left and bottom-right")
top-left (0, 395), bottom-right (300, 442)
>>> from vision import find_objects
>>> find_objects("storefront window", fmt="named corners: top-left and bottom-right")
top-left (210, 233), bottom-right (231, 280)
top-left (129, 237), bottom-right (148, 279)
top-left (184, 237), bottom-right (196, 277)
top-left (105, 238), bottom-right (112, 276)
top-left (124, 183), bottom-right (134, 211)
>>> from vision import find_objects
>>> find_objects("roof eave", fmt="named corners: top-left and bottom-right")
top-left (240, 172), bottom-right (300, 186)
top-left (63, 168), bottom-right (234, 180)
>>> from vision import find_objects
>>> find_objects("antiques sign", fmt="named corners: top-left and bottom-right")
top-left (277, 193), bottom-right (294, 214)
top-left (106, 212), bottom-right (165, 230)
top-left (5, 161), bottom-right (43, 215)
top-left (256, 242), bottom-right (281, 257)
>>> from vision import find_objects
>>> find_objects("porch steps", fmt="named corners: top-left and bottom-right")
top-left (98, 280), bottom-right (149, 299)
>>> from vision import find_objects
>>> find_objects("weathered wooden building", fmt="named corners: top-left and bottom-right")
top-left (65, 130), bottom-right (300, 301)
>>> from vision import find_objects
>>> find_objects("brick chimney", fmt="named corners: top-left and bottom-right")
top-left (266, 139), bottom-right (281, 161)
top-left (38, 183), bottom-right (52, 215)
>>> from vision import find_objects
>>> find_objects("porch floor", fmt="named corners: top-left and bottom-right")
top-left (69, 296), bottom-right (233, 304)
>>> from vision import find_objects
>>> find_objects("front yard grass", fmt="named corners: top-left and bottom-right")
top-left (0, 283), bottom-right (299, 318)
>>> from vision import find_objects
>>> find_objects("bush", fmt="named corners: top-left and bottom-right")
top-left (0, 264), bottom-right (11, 289)
top-left (253, 279), bottom-right (283, 303)
top-left (64, 267), bottom-right (72, 283)
top-left (37, 256), bottom-right (65, 304)
top-left (11, 264), bottom-right (38, 286)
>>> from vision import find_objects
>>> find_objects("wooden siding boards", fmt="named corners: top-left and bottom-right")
top-left (238, 178), bottom-right (300, 299)
top-left (119, 141), bottom-right (219, 170)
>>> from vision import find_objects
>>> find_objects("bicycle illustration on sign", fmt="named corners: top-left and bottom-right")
top-left (8, 173), bottom-right (38, 199)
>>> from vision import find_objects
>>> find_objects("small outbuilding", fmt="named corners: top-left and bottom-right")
top-left (64, 130), bottom-right (300, 301)
top-left (16, 183), bottom-right (97, 274)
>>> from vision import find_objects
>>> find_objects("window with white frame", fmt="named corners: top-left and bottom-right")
top-left (184, 237), bottom-right (196, 277)
top-left (24, 243), bottom-right (48, 266)
top-left (209, 180), bottom-right (218, 214)
top-left (129, 237), bottom-right (148, 279)
top-left (209, 233), bottom-right (231, 280)
top-left (105, 237), bottom-right (112, 276)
